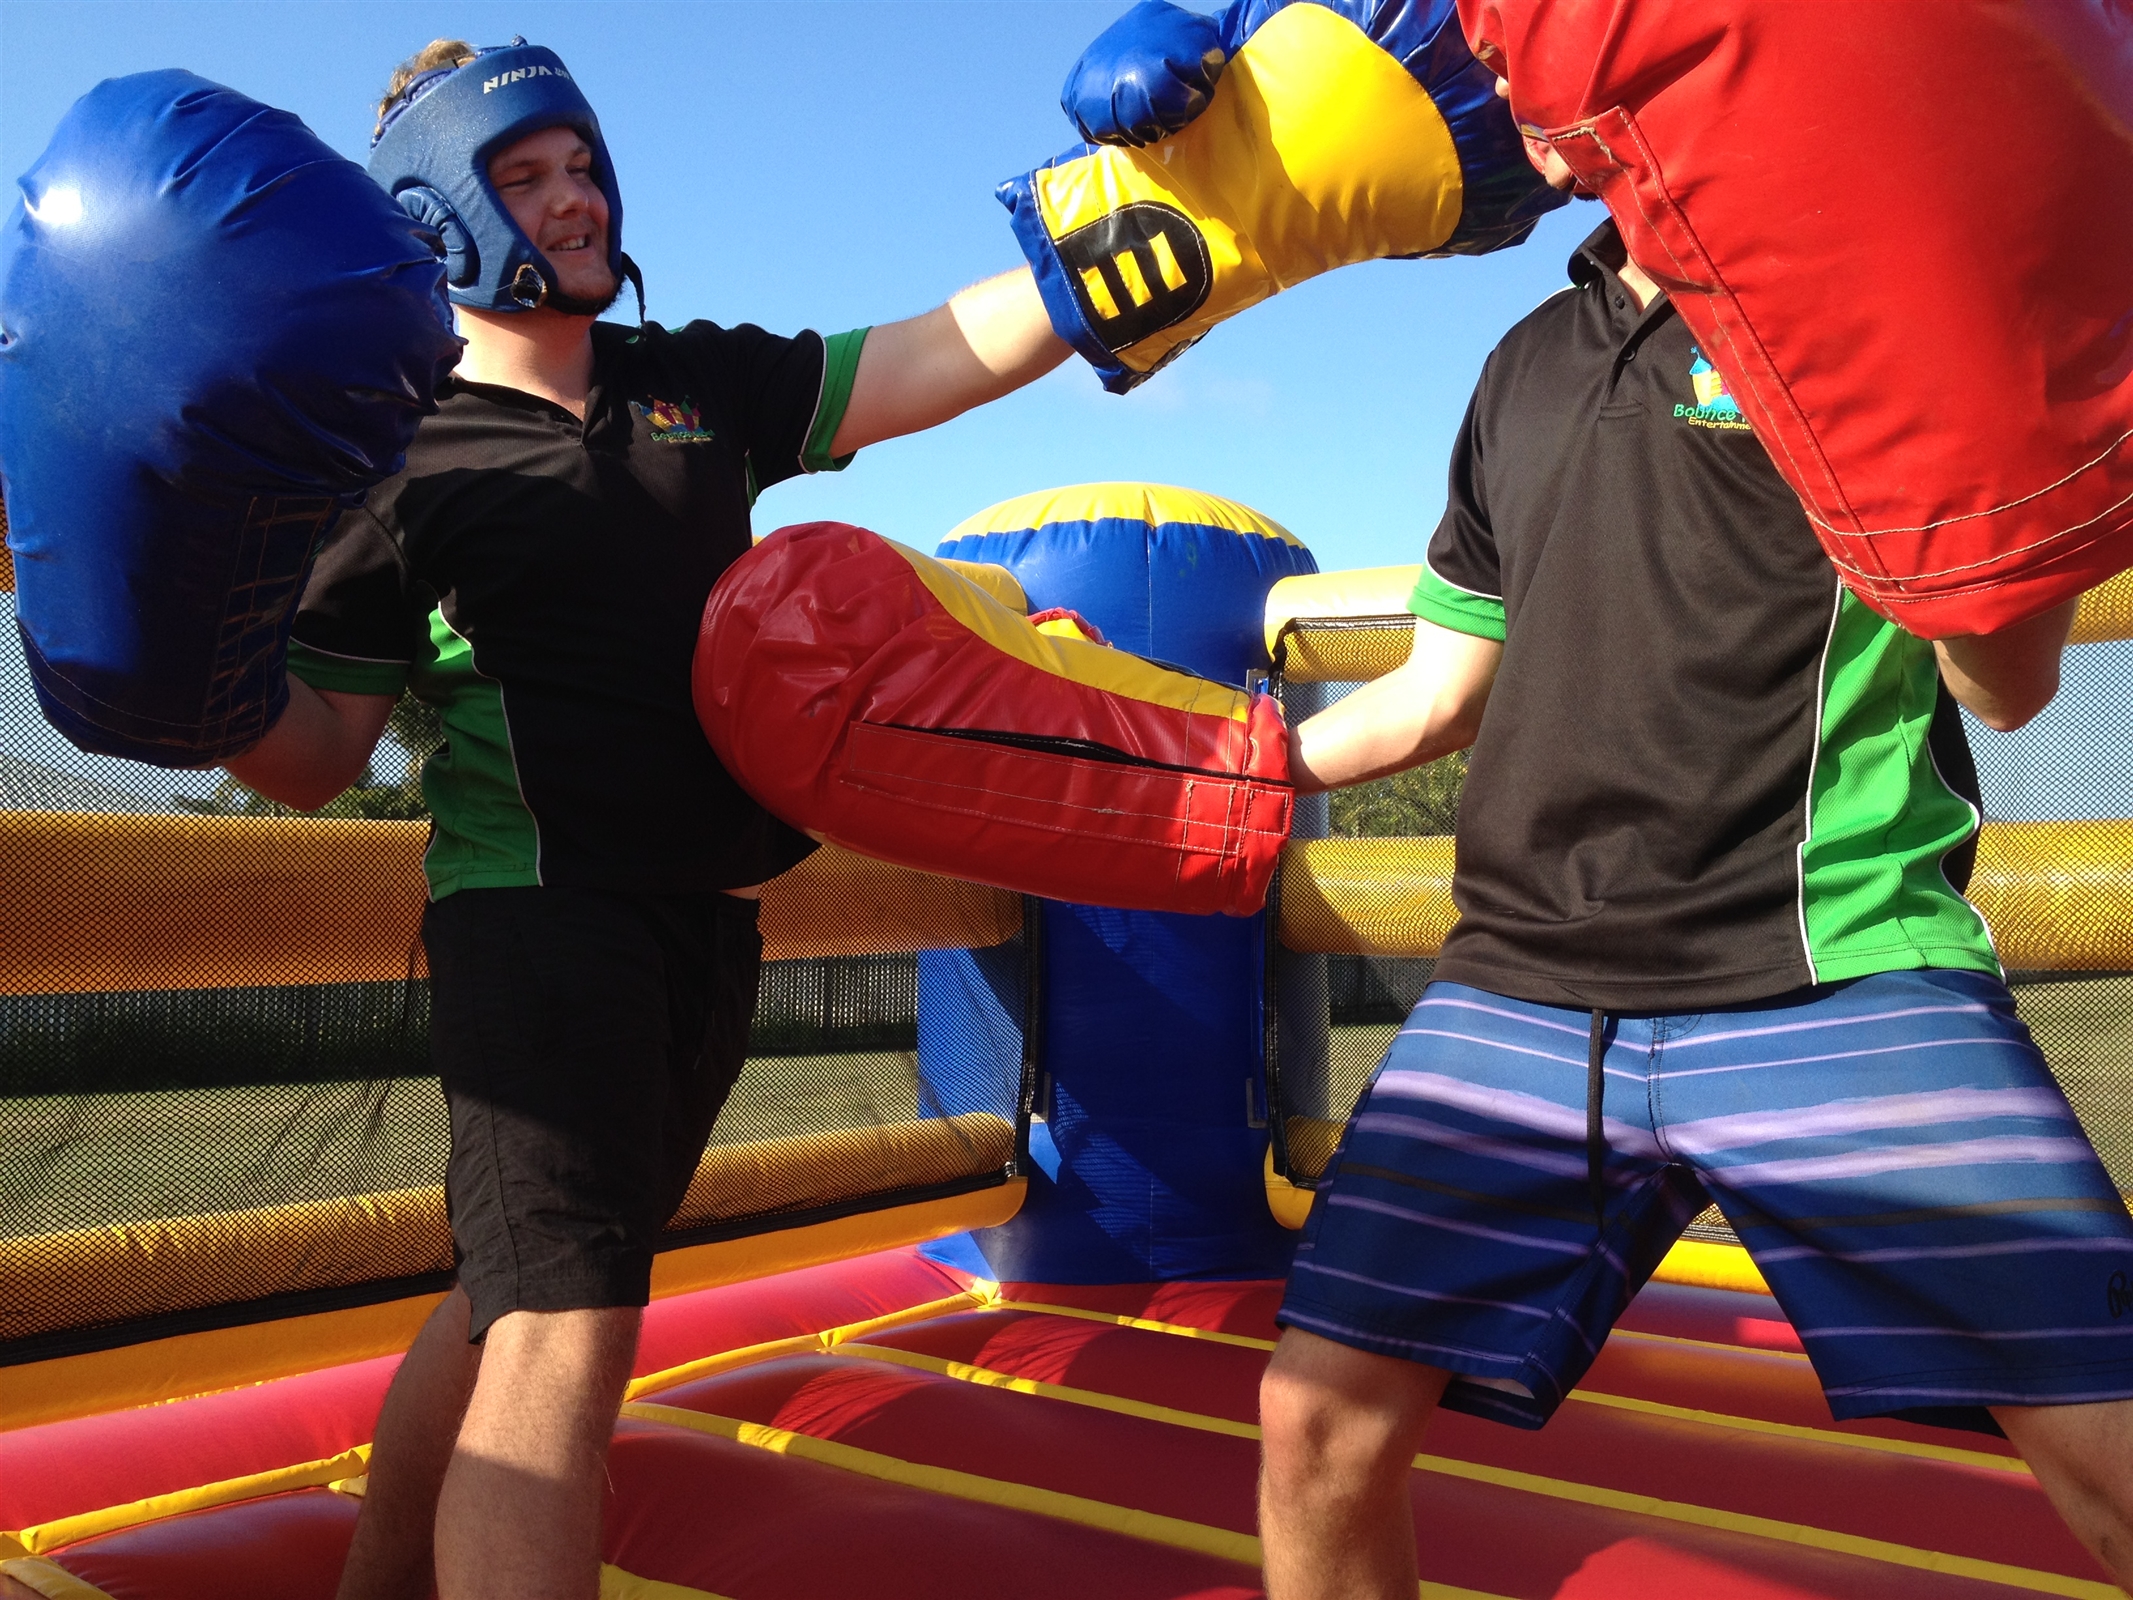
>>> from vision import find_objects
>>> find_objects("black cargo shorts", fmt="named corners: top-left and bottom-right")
top-left (421, 885), bottom-right (762, 1340)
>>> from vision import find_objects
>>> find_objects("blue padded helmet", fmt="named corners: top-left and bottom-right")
top-left (367, 39), bottom-right (637, 313)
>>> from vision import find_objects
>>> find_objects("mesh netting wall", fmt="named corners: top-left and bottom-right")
top-left (1268, 621), bottom-right (2133, 1229)
top-left (0, 576), bottom-right (1032, 1364)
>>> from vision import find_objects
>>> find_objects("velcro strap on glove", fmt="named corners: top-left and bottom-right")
top-left (1001, 0), bottom-right (1556, 393)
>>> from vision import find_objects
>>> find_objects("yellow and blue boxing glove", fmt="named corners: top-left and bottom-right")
top-left (1003, 0), bottom-right (1562, 392)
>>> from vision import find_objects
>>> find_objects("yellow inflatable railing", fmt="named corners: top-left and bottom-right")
top-left (0, 1172), bottom-right (1026, 1434)
top-left (1265, 564), bottom-right (1428, 682)
top-left (1265, 563), bottom-right (2133, 680)
top-left (1276, 825), bottom-right (2133, 969)
top-left (1266, 563), bottom-right (2133, 972)
top-left (0, 813), bottom-right (1020, 996)
top-left (1279, 836), bottom-right (1457, 957)
top-left (0, 1114), bottom-right (1015, 1348)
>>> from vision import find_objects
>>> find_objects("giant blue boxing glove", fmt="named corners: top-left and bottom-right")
top-left (1007, 0), bottom-right (1562, 392)
top-left (1063, 0), bottom-right (1228, 148)
top-left (0, 71), bottom-right (459, 766)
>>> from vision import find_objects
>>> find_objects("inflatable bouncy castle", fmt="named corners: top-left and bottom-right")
top-left (5, 485), bottom-right (2133, 1599)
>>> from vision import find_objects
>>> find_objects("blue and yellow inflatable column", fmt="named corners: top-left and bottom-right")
top-left (928, 483), bottom-right (1317, 1280)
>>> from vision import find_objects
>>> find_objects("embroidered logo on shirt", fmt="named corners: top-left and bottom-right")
top-left (1675, 346), bottom-right (1753, 432)
top-left (637, 399), bottom-right (715, 443)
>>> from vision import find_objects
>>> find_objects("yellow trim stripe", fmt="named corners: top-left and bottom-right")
top-left (0, 1290), bottom-right (1000, 1562)
top-left (0, 1557), bottom-right (119, 1600)
top-left (620, 1399), bottom-right (1510, 1600)
top-left (1566, 1388), bottom-right (2030, 1477)
top-left (882, 536), bottom-right (1253, 724)
top-left (2, 1190), bottom-right (1019, 1437)
top-left (1002, 1299), bottom-right (1277, 1350)
top-left (0, 1289), bottom-right (447, 1437)
top-left (808, 1345), bottom-right (2089, 1599)
top-left (995, 1302), bottom-right (2040, 1481)
top-left (619, 1401), bottom-right (1266, 1570)
top-left (1652, 1238), bottom-right (1770, 1295)
top-left (1005, 1290), bottom-right (1819, 1371)
top-left (600, 1564), bottom-right (732, 1600)
top-left (841, 1339), bottom-right (2024, 1480)
top-left (838, 1342), bottom-right (1260, 1439)
top-left (6, 1446), bottom-right (369, 1557)
top-left (943, 482), bottom-right (1301, 548)
top-left (1607, 1325), bottom-right (1809, 1364)
top-left (1407, 1451), bottom-right (2115, 1599)
top-left (625, 1288), bottom-right (995, 1400)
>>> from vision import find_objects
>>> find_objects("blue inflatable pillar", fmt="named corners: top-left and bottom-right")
top-left (924, 484), bottom-right (1316, 1282)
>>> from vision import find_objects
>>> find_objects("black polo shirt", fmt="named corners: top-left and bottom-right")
top-left (1412, 221), bottom-right (1995, 1010)
top-left (285, 316), bottom-right (866, 898)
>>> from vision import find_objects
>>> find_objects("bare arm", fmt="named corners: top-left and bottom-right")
top-left (1933, 598), bottom-right (2077, 732)
top-left (223, 679), bottom-right (398, 812)
top-left (1289, 620), bottom-right (1503, 794)
top-left (829, 268), bottom-right (1070, 456)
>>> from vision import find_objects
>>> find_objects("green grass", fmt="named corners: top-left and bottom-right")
top-left (0, 1050), bottom-right (946, 1239)
top-left (12, 980), bottom-right (2130, 1241)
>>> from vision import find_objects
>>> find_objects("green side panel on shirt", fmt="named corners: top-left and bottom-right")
top-left (1408, 561), bottom-right (1507, 643)
top-left (800, 327), bottom-right (870, 474)
top-left (1799, 591), bottom-right (1998, 982)
top-left (285, 639), bottom-right (408, 697)
top-left (407, 608), bottom-right (541, 900)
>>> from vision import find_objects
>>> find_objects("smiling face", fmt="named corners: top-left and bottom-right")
top-left (486, 124), bottom-right (614, 306)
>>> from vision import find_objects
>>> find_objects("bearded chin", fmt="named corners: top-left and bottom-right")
top-left (545, 270), bottom-right (622, 318)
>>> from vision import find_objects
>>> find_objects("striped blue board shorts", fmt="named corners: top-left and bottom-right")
top-left (1278, 969), bottom-right (2133, 1433)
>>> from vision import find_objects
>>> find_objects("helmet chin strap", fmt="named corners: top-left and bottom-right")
top-left (368, 42), bottom-right (631, 317)
top-left (508, 262), bottom-right (547, 309)
top-left (535, 254), bottom-right (644, 322)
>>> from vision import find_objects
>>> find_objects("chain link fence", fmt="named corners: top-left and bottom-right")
top-left (0, 549), bottom-right (1031, 1365)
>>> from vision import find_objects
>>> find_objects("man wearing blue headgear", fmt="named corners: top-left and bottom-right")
top-left (218, 38), bottom-right (1070, 1600)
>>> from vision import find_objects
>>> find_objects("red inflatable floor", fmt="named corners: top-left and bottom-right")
top-left (0, 1250), bottom-right (2108, 1600)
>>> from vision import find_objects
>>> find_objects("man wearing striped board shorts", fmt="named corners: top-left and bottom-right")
top-left (1257, 213), bottom-right (2133, 1599)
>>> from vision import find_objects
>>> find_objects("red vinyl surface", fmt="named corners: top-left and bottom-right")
top-left (48, 1488), bottom-right (356, 1600)
top-left (631, 1246), bottom-right (970, 1381)
top-left (19, 1265), bottom-right (2101, 1600)
top-left (1459, 0), bottom-right (2133, 636)
top-left (0, 1249), bottom-right (969, 1535)
top-left (603, 1418), bottom-right (1262, 1600)
top-left (693, 523), bottom-right (1291, 916)
top-left (0, 1356), bottom-right (396, 1532)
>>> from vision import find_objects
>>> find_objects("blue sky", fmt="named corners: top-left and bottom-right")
top-left (1, 0), bottom-right (2125, 815)
top-left (0, 0), bottom-right (1597, 568)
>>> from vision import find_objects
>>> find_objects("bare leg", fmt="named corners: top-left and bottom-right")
top-left (337, 1289), bottom-right (481, 1600)
top-left (1996, 1398), bottom-right (2133, 1583)
top-left (433, 1305), bottom-right (641, 1600)
top-left (1259, 1327), bottom-right (1451, 1600)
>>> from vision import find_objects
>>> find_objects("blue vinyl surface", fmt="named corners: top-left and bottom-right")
top-left (929, 499), bottom-right (1315, 1281)
top-left (0, 70), bottom-right (457, 764)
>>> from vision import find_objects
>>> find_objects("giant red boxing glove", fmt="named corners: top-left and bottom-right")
top-left (1461, 1), bottom-right (2133, 638)
top-left (695, 523), bottom-right (1292, 916)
